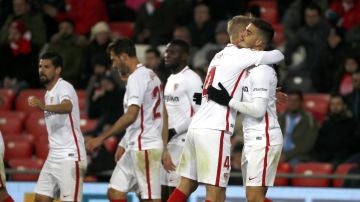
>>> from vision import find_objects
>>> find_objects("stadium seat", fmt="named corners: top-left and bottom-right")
top-left (303, 94), bottom-right (330, 124)
top-left (249, 0), bottom-right (278, 24)
top-left (109, 21), bottom-right (134, 38)
top-left (333, 163), bottom-right (357, 187)
top-left (8, 158), bottom-right (44, 181)
top-left (25, 112), bottom-right (47, 140)
top-left (0, 110), bottom-right (27, 124)
top-left (16, 89), bottom-right (45, 112)
top-left (273, 23), bottom-right (285, 46)
top-left (76, 89), bottom-right (87, 115)
top-left (0, 89), bottom-right (15, 111)
top-left (34, 138), bottom-right (49, 160)
top-left (0, 115), bottom-right (23, 134)
top-left (4, 139), bottom-right (33, 162)
top-left (104, 136), bottom-right (119, 153)
top-left (3, 134), bottom-right (34, 143)
top-left (292, 162), bottom-right (333, 187)
top-left (80, 118), bottom-right (97, 133)
top-left (275, 162), bottom-right (292, 186)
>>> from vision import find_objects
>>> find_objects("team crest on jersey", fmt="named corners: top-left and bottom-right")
top-left (173, 83), bottom-right (179, 91)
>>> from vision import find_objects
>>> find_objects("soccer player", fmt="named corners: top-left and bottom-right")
top-left (161, 39), bottom-right (203, 200)
top-left (167, 16), bottom-right (284, 202)
top-left (207, 18), bottom-right (283, 202)
top-left (0, 131), bottom-right (14, 202)
top-left (86, 39), bottom-right (164, 202)
top-left (28, 52), bottom-right (87, 202)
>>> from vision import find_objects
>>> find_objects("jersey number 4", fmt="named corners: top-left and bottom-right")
top-left (202, 67), bottom-right (216, 96)
top-left (152, 86), bottom-right (161, 119)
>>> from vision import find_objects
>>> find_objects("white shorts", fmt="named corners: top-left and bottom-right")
top-left (241, 144), bottom-right (282, 186)
top-left (34, 159), bottom-right (87, 201)
top-left (177, 128), bottom-right (231, 188)
top-left (109, 148), bottom-right (162, 199)
top-left (160, 143), bottom-right (184, 187)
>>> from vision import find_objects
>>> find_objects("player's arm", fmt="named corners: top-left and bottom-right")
top-left (28, 96), bottom-right (73, 114)
top-left (86, 105), bottom-right (139, 152)
top-left (161, 102), bottom-right (176, 171)
top-left (258, 49), bottom-right (284, 65)
top-left (243, 49), bottom-right (284, 66)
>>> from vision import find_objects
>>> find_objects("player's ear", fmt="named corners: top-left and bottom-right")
top-left (255, 39), bottom-right (262, 48)
top-left (55, 66), bottom-right (62, 75)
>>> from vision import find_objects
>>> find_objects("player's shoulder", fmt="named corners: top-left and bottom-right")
top-left (182, 68), bottom-right (202, 82)
top-left (57, 78), bottom-right (75, 90)
top-left (251, 64), bottom-right (275, 73)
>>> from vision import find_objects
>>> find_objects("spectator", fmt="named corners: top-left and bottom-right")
top-left (186, 3), bottom-right (216, 48)
top-left (47, 20), bottom-right (86, 88)
top-left (0, 19), bottom-right (39, 90)
top-left (335, 53), bottom-right (360, 95)
top-left (326, 0), bottom-right (360, 31)
top-left (228, 143), bottom-right (243, 185)
top-left (345, 71), bottom-right (360, 120)
top-left (172, 26), bottom-right (197, 67)
top-left (284, 3), bottom-right (331, 92)
top-left (42, 0), bottom-right (108, 35)
top-left (81, 21), bottom-right (112, 88)
top-left (314, 94), bottom-right (358, 166)
top-left (0, 0), bottom-right (46, 47)
top-left (145, 47), bottom-right (161, 71)
top-left (40, 0), bottom-right (66, 41)
top-left (278, 90), bottom-right (318, 165)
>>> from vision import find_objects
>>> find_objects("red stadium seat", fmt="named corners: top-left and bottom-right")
top-left (0, 89), bottom-right (15, 111)
top-left (292, 162), bottom-right (333, 187)
top-left (0, 116), bottom-right (23, 134)
top-left (109, 21), bottom-right (135, 38)
top-left (333, 163), bottom-right (357, 187)
top-left (275, 162), bottom-right (292, 186)
top-left (4, 139), bottom-right (33, 162)
top-left (0, 110), bottom-right (27, 124)
top-left (80, 118), bottom-right (97, 133)
top-left (76, 89), bottom-right (87, 115)
top-left (303, 94), bottom-right (330, 124)
top-left (8, 158), bottom-right (44, 181)
top-left (15, 89), bottom-right (45, 112)
top-left (25, 112), bottom-right (47, 140)
top-left (34, 138), bottom-right (49, 160)
top-left (273, 23), bottom-right (285, 46)
top-left (249, 0), bottom-right (278, 24)
top-left (3, 134), bottom-right (34, 144)
top-left (104, 137), bottom-right (119, 153)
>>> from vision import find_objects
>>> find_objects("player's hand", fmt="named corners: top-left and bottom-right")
top-left (162, 149), bottom-right (176, 172)
top-left (85, 137), bottom-right (103, 153)
top-left (114, 146), bottom-right (125, 162)
top-left (207, 82), bottom-right (232, 106)
top-left (27, 96), bottom-right (45, 110)
top-left (276, 87), bottom-right (288, 106)
top-left (193, 93), bottom-right (202, 105)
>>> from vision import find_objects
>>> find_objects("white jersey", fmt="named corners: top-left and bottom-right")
top-left (164, 66), bottom-right (203, 145)
top-left (0, 131), bottom-right (3, 155)
top-left (44, 78), bottom-right (86, 162)
top-left (240, 65), bottom-right (283, 146)
top-left (123, 64), bottom-right (163, 151)
top-left (189, 44), bottom-right (282, 134)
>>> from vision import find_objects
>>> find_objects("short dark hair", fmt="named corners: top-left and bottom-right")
top-left (169, 39), bottom-right (190, 55)
top-left (107, 38), bottom-right (136, 57)
top-left (251, 18), bottom-right (274, 48)
top-left (288, 89), bottom-right (303, 101)
top-left (305, 3), bottom-right (322, 16)
top-left (40, 52), bottom-right (63, 68)
top-left (145, 47), bottom-right (161, 57)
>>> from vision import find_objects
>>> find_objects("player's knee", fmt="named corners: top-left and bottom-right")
top-left (246, 191), bottom-right (265, 202)
top-left (107, 188), bottom-right (127, 200)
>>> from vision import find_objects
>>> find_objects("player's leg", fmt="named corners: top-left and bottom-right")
top-left (57, 160), bottom-right (86, 202)
top-left (34, 160), bottom-right (57, 202)
top-left (0, 159), bottom-right (14, 201)
top-left (132, 148), bottom-right (163, 202)
top-left (243, 145), bottom-right (282, 202)
top-left (108, 151), bottom-right (138, 202)
top-left (194, 129), bottom-right (231, 202)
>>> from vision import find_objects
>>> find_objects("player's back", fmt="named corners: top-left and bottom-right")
top-left (44, 78), bottom-right (86, 161)
top-left (240, 65), bottom-right (283, 146)
top-left (190, 44), bottom-right (268, 133)
top-left (124, 65), bottom-right (163, 150)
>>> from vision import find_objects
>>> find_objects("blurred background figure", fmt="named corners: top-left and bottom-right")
top-left (279, 90), bottom-right (318, 166)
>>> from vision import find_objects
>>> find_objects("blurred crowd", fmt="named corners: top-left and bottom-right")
top-left (1, 0), bottom-right (360, 186)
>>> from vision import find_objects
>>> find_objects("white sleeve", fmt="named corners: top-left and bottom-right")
top-left (118, 134), bottom-right (127, 148)
top-left (251, 67), bottom-right (271, 99)
top-left (228, 97), bottom-right (268, 118)
top-left (257, 49), bottom-right (284, 65)
top-left (126, 74), bottom-right (145, 107)
top-left (59, 83), bottom-right (75, 103)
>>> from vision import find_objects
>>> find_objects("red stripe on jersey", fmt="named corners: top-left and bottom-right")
top-left (74, 161), bottom-right (80, 202)
top-left (262, 112), bottom-right (270, 186)
top-left (225, 69), bottom-right (246, 131)
top-left (145, 150), bottom-right (152, 199)
top-left (69, 114), bottom-right (81, 161)
top-left (215, 131), bottom-right (225, 186)
top-left (137, 105), bottom-right (144, 150)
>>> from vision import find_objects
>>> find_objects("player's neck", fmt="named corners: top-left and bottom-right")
top-left (45, 77), bottom-right (60, 91)
top-left (128, 57), bottom-right (141, 74)
top-left (172, 63), bottom-right (187, 74)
